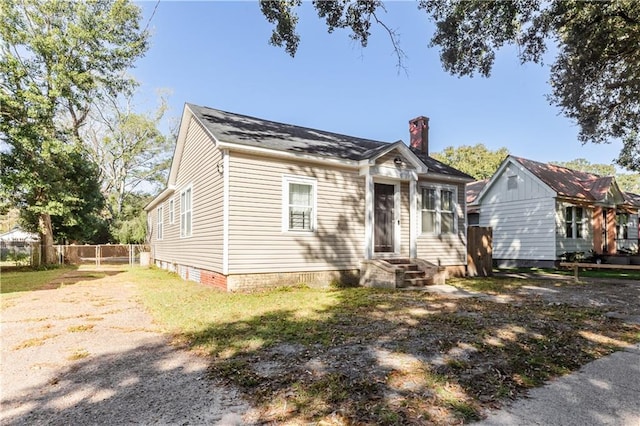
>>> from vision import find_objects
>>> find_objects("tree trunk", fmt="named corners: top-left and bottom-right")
top-left (39, 213), bottom-right (56, 264)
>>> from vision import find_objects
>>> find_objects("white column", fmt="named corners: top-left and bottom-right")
top-left (410, 177), bottom-right (417, 258)
top-left (364, 172), bottom-right (374, 259)
top-left (222, 150), bottom-right (230, 275)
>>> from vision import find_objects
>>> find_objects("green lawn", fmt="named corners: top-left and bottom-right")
top-left (0, 265), bottom-right (76, 294)
top-left (496, 267), bottom-right (640, 281)
top-left (132, 267), bottom-right (640, 425)
top-left (3, 266), bottom-right (638, 424)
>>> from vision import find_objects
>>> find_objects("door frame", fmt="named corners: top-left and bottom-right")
top-left (372, 179), bottom-right (401, 257)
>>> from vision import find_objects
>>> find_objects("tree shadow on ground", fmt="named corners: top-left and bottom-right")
top-left (184, 288), bottom-right (640, 424)
top-left (1, 341), bottom-right (249, 425)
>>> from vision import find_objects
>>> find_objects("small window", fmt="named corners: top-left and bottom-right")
top-left (565, 206), bottom-right (585, 239)
top-left (169, 199), bottom-right (175, 224)
top-left (157, 206), bottom-right (163, 240)
top-left (421, 188), bottom-right (436, 233)
top-left (565, 206), bottom-right (574, 238)
top-left (283, 176), bottom-right (317, 232)
top-left (617, 212), bottom-right (629, 240)
top-left (420, 185), bottom-right (457, 235)
top-left (507, 175), bottom-right (518, 190)
top-left (575, 207), bottom-right (584, 238)
top-left (180, 187), bottom-right (192, 237)
top-left (441, 190), bottom-right (454, 234)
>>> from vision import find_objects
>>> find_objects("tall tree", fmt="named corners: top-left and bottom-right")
top-left (0, 0), bottom-right (148, 262)
top-left (84, 93), bottom-right (172, 218)
top-left (259, 1), bottom-right (640, 170)
top-left (432, 144), bottom-right (509, 180)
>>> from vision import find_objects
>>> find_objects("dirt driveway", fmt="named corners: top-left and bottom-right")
top-left (0, 266), bottom-right (252, 425)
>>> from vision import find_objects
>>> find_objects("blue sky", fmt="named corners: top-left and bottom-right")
top-left (133, 1), bottom-right (623, 168)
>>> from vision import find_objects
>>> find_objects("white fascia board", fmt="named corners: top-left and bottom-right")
top-left (421, 172), bottom-right (475, 184)
top-left (167, 105), bottom-right (196, 187)
top-left (144, 186), bottom-right (176, 211)
top-left (473, 155), bottom-right (553, 205)
top-left (364, 141), bottom-right (429, 174)
top-left (216, 140), bottom-right (359, 168)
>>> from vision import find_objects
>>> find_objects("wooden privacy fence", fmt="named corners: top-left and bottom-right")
top-left (467, 226), bottom-right (493, 277)
top-left (54, 244), bottom-right (150, 266)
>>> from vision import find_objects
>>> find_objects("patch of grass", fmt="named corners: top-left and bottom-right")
top-left (448, 276), bottom-right (526, 293)
top-left (67, 348), bottom-right (90, 360)
top-left (0, 265), bottom-right (76, 294)
top-left (13, 333), bottom-right (58, 350)
top-left (555, 267), bottom-right (640, 280)
top-left (67, 324), bottom-right (95, 332)
top-left (134, 267), bottom-right (640, 425)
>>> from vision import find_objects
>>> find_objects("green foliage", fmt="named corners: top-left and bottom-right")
top-left (109, 193), bottom-right (151, 243)
top-left (259, 1), bottom-right (640, 170)
top-left (431, 144), bottom-right (509, 180)
top-left (552, 159), bottom-right (615, 177)
top-left (0, 0), bottom-right (149, 251)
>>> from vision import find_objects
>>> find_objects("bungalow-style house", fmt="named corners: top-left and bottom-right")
top-left (144, 103), bottom-right (473, 291)
top-left (467, 155), bottom-right (640, 267)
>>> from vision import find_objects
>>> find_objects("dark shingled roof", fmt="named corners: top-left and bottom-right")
top-left (466, 179), bottom-right (489, 204)
top-left (188, 103), bottom-right (472, 179)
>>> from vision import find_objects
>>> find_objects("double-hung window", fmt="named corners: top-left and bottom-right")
top-left (420, 186), bottom-right (456, 235)
top-left (157, 206), bottom-right (163, 240)
top-left (180, 187), bottom-right (192, 237)
top-left (283, 176), bottom-right (316, 232)
top-left (169, 199), bottom-right (175, 224)
top-left (617, 212), bottom-right (629, 240)
top-left (565, 206), bottom-right (585, 239)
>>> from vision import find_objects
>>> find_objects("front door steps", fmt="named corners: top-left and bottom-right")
top-left (360, 258), bottom-right (446, 289)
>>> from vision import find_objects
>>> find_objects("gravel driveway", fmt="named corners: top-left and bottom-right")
top-left (0, 267), bottom-right (253, 425)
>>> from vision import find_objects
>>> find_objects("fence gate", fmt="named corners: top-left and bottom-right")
top-left (467, 226), bottom-right (492, 277)
top-left (55, 244), bottom-right (149, 266)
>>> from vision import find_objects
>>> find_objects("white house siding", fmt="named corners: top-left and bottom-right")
top-left (478, 163), bottom-right (557, 263)
top-left (415, 178), bottom-right (467, 266)
top-left (150, 117), bottom-right (224, 272)
top-left (554, 201), bottom-right (594, 256)
top-left (227, 151), bottom-right (365, 274)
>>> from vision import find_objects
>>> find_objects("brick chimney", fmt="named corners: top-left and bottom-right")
top-left (409, 116), bottom-right (429, 155)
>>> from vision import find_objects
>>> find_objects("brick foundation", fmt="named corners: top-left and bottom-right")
top-left (201, 269), bottom-right (227, 291)
top-left (227, 270), bottom-right (360, 292)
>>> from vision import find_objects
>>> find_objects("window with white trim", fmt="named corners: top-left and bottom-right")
top-left (283, 176), bottom-right (316, 232)
top-left (180, 187), bottom-right (192, 237)
top-left (157, 206), bottom-right (163, 240)
top-left (616, 212), bottom-right (629, 240)
top-left (169, 199), bottom-right (175, 224)
top-left (565, 206), bottom-right (585, 239)
top-left (420, 185), bottom-right (457, 235)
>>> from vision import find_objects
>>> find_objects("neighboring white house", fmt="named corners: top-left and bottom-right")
top-left (0, 226), bottom-right (40, 243)
top-left (467, 156), bottom-right (639, 268)
top-left (145, 103), bottom-right (474, 291)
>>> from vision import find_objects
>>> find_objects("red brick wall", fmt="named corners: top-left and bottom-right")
top-left (200, 270), bottom-right (227, 291)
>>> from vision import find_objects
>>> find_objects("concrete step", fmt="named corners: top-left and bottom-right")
top-left (385, 258), bottom-right (412, 265)
top-left (404, 277), bottom-right (432, 287)
top-left (404, 270), bottom-right (424, 279)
